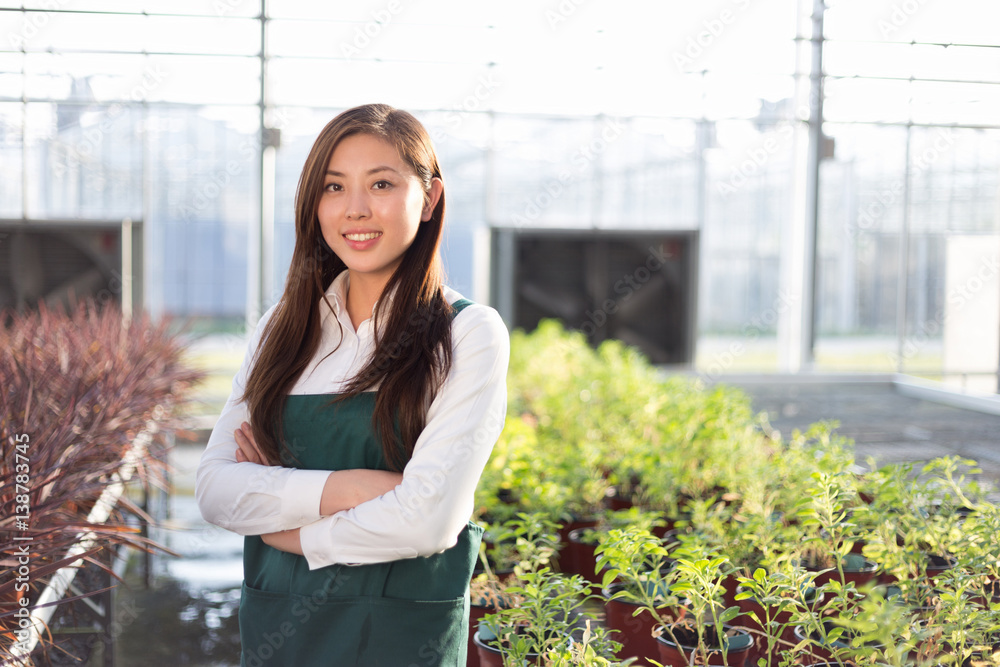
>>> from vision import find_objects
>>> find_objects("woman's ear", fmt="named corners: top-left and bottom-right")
top-left (421, 177), bottom-right (444, 222)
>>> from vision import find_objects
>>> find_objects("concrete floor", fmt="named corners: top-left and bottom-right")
top-left (723, 377), bottom-right (1000, 486)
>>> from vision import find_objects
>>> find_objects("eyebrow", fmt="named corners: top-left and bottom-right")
top-left (325, 166), bottom-right (401, 178)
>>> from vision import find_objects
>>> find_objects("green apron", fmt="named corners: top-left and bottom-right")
top-left (239, 299), bottom-right (483, 667)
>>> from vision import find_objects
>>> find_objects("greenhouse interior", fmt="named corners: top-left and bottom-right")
top-left (1, 0), bottom-right (999, 666)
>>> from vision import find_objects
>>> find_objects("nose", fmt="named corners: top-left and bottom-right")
top-left (345, 189), bottom-right (370, 221)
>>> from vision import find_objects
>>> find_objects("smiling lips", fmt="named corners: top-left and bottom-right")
top-left (344, 232), bottom-right (382, 241)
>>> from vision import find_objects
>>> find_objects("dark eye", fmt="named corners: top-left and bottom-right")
top-left (324, 182), bottom-right (342, 192)
top-left (373, 180), bottom-right (392, 190)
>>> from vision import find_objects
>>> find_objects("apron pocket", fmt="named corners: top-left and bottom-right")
top-left (365, 595), bottom-right (469, 667)
top-left (381, 522), bottom-right (483, 601)
top-left (239, 582), bottom-right (469, 667)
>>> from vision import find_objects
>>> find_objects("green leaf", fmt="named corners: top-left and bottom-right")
top-left (719, 605), bottom-right (740, 624)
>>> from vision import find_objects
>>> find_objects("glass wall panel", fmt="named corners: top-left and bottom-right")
top-left (0, 102), bottom-right (22, 218)
top-left (24, 101), bottom-right (142, 219)
top-left (146, 105), bottom-right (259, 319)
top-left (6, 11), bottom-right (258, 54)
top-left (1, 0), bottom-right (996, 382)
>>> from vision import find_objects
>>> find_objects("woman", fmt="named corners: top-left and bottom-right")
top-left (196, 103), bottom-right (509, 666)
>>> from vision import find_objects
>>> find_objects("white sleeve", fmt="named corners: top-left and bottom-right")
top-left (298, 305), bottom-right (510, 569)
top-left (194, 306), bottom-right (332, 536)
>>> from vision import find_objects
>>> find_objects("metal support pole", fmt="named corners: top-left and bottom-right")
top-left (697, 71), bottom-right (709, 235)
top-left (779, 0), bottom-right (825, 371)
top-left (479, 110), bottom-right (498, 306)
top-left (803, 0), bottom-right (825, 365)
top-left (141, 99), bottom-right (157, 320)
top-left (261, 143), bottom-right (276, 309)
top-left (495, 229), bottom-right (516, 326)
top-left (247, 0), bottom-right (270, 329)
top-left (19, 15), bottom-right (28, 222)
top-left (590, 114), bottom-right (606, 229)
top-left (121, 217), bottom-right (133, 323)
top-left (895, 124), bottom-right (913, 372)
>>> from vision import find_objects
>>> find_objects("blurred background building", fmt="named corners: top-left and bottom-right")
top-left (1, 0), bottom-right (998, 391)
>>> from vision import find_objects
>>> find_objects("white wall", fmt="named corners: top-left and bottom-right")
top-left (943, 235), bottom-right (1000, 393)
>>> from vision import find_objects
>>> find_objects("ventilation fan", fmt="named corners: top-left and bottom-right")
top-left (491, 228), bottom-right (699, 365)
top-left (0, 222), bottom-right (136, 314)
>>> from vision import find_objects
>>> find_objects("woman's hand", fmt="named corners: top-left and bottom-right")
top-left (260, 528), bottom-right (303, 555)
top-left (234, 421), bottom-right (269, 465)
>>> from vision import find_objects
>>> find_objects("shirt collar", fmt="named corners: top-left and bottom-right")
top-left (321, 271), bottom-right (396, 330)
top-left (323, 271), bottom-right (350, 316)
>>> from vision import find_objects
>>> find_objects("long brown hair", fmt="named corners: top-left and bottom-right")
top-left (242, 103), bottom-right (453, 471)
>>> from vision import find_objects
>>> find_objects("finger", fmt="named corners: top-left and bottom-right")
top-left (240, 422), bottom-right (269, 464)
top-left (235, 448), bottom-right (247, 463)
top-left (234, 425), bottom-right (262, 465)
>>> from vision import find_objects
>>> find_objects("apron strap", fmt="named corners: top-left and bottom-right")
top-left (450, 298), bottom-right (475, 319)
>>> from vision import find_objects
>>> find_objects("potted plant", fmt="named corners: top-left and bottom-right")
top-left (469, 513), bottom-right (561, 667)
top-left (734, 561), bottom-right (820, 667)
top-left (789, 581), bottom-right (925, 666)
top-left (686, 493), bottom-right (796, 612)
top-left (652, 552), bottom-right (754, 667)
top-left (474, 567), bottom-right (622, 666)
top-left (856, 459), bottom-right (969, 588)
top-left (946, 498), bottom-right (1000, 612)
top-left (595, 526), bottom-right (683, 665)
top-left (597, 527), bottom-right (753, 667)
top-left (796, 472), bottom-right (879, 592)
top-left (566, 508), bottom-right (667, 584)
top-left (906, 564), bottom-right (1000, 666)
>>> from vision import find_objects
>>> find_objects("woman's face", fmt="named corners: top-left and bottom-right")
top-left (317, 132), bottom-right (441, 287)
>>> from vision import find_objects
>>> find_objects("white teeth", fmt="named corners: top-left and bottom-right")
top-left (344, 232), bottom-right (381, 241)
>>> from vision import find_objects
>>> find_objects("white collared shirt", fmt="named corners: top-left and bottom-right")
top-left (195, 271), bottom-right (509, 569)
